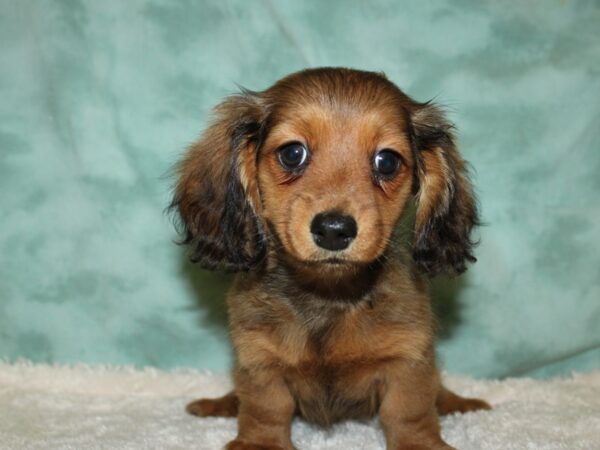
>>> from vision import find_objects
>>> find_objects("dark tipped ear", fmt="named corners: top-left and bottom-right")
top-left (410, 102), bottom-right (479, 276)
top-left (170, 93), bottom-right (268, 272)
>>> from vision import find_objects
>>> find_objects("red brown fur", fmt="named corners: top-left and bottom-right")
top-left (172, 68), bottom-right (490, 450)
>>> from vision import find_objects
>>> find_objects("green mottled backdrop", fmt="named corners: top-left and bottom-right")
top-left (1, 0), bottom-right (599, 378)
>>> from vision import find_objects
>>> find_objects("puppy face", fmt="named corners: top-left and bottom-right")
top-left (257, 98), bottom-right (414, 267)
top-left (172, 68), bottom-right (478, 276)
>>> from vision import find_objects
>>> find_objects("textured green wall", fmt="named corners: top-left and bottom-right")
top-left (1, 0), bottom-right (599, 378)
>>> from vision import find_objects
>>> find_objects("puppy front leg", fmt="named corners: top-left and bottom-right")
top-left (379, 364), bottom-right (453, 450)
top-left (227, 367), bottom-right (296, 450)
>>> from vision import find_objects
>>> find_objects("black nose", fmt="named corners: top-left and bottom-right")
top-left (310, 212), bottom-right (357, 251)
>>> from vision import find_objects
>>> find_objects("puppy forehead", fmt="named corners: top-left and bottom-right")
top-left (265, 101), bottom-right (411, 153)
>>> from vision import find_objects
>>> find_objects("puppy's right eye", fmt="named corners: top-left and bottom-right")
top-left (277, 142), bottom-right (309, 171)
top-left (373, 149), bottom-right (402, 179)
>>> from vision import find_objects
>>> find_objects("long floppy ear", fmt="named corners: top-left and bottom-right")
top-left (170, 92), bottom-right (268, 272)
top-left (410, 102), bottom-right (479, 276)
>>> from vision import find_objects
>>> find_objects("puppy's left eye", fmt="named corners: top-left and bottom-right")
top-left (277, 142), bottom-right (309, 171)
top-left (373, 149), bottom-right (402, 178)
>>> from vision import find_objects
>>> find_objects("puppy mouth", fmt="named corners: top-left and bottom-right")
top-left (303, 256), bottom-right (362, 266)
top-left (321, 257), bottom-right (347, 265)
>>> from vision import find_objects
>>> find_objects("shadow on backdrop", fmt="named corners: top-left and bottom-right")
top-left (179, 254), bottom-right (232, 332)
top-left (430, 276), bottom-right (467, 340)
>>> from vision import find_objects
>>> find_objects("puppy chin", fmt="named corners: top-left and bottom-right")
top-left (283, 251), bottom-right (373, 280)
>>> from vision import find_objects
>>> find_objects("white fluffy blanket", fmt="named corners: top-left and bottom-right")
top-left (1, 362), bottom-right (598, 449)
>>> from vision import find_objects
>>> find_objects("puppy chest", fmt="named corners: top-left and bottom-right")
top-left (286, 361), bottom-right (382, 426)
top-left (279, 320), bottom-right (428, 425)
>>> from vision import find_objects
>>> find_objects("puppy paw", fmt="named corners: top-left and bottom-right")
top-left (455, 397), bottom-right (491, 413)
top-left (436, 387), bottom-right (491, 416)
top-left (395, 444), bottom-right (455, 450)
top-left (440, 396), bottom-right (491, 415)
top-left (225, 440), bottom-right (291, 450)
top-left (186, 393), bottom-right (239, 417)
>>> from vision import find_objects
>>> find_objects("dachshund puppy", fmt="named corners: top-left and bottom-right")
top-left (172, 68), bottom-right (490, 450)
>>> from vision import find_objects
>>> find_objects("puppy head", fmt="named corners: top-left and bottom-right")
top-left (171, 68), bottom-right (478, 276)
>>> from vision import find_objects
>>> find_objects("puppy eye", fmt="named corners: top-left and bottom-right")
top-left (277, 142), bottom-right (309, 171)
top-left (373, 149), bottom-right (402, 178)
